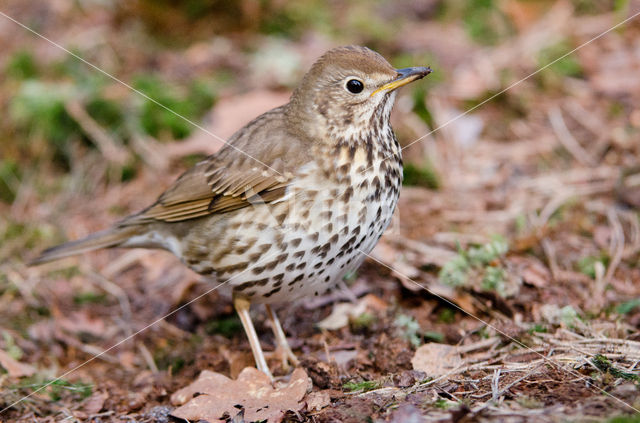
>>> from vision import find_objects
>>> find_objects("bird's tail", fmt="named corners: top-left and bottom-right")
top-left (30, 226), bottom-right (142, 265)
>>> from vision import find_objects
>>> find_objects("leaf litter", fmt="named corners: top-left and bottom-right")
top-left (1, 1), bottom-right (640, 422)
top-left (170, 367), bottom-right (311, 422)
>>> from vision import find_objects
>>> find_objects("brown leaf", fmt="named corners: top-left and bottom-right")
top-left (306, 390), bottom-right (331, 412)
top-left (0, 349), bottom-right (36, 378)
top-left (55, 310), bottom-right (107, 338)
top-left (80, 391), bottom-right (108, 415)
top-left (411, 343), bottom-right (463, 377)
top-left (317, 295), bottom-right (387, 330)
top-left (519, 259), bottom-right (551, 288)
top-left (170, 367), bottom-right (311, 423)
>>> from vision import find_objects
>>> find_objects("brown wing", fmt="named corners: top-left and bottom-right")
top-left (136, 157), bottom-right (292, 223)
top-left (128, 106), bottom-right (310, 224)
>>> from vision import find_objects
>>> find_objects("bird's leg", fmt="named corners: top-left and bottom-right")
top-left (265, 304), bottom-right (299, 370)
top-left (233, 296), bottom-right (273, 381)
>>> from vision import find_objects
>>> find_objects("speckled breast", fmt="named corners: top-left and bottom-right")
top-left (193, 132), bottom-right (402, 304)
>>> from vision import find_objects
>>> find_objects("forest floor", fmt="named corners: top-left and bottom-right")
top-left (1, 1), bottom-right (640, 422)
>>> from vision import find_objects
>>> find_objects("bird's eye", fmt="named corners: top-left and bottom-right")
top-left (345, 79), bottom-right (364, 94)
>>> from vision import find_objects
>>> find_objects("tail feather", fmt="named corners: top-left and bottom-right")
top-left (30, 226), bottom-right (141, 265)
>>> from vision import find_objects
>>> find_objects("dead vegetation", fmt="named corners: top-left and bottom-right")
top-left (1, 0), bottom-right (640, 422)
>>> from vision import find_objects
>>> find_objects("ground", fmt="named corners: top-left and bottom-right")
top-left (1, 1), bottom-right (640, 422)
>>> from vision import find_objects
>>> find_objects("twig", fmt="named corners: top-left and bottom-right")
top-left (491, 369), bottom-right (501, 402)
top-left (86, 270), bottom-right (133, 337)
top-left (548, 106), bottom-right (598, 167)
top-left (620, 210), bottom-right (640, 259)
top-left (137, 342), bottom-right (159, 373)
top-left (605, 208), bottom-right (625, 285)
top-left (65, 100), bottom-right (129, 164)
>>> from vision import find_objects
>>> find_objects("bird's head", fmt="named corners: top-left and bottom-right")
top-left (287, 46), bottom-right (431, 142)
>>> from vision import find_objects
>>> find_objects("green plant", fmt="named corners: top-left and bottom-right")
top-left (616, 298), bottom-right (640, 315)
top-left (394, 314), bottom-right (422, 347)
top-left (577, 253), bottom-right (609, 279)
top-left (351, 312), bottom-right (376, 331)
top-left (205, 315), bottom-right (243, 338)
top-left (5, 50), bottom-right (38, 80)
top-left (12, 378), bottom-right (92, 401)
top-left (438, 308), bottom-right (456, 324)
top-left (343, 379), bottom-right (381, 392)
top-left (592, 354), bottom-right (640, 382)
top-left (403, 162), bottom-right (440, 190)
top-left (134, 75), bottom-right (215, 140)
top-left (0, 160), bottom-right (21, 203)
top-left (462, 0), bottom-right (513, 45)
top-left (439, 236), bottom-right (509, 295)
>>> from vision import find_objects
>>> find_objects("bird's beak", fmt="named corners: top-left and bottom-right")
top-left (371, 66), bottom-right (432, 97)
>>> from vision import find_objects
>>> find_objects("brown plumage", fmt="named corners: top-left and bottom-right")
top-left (32, 46), bottom-right (431, 380)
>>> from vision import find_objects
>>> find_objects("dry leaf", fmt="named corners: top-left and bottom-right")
top-left (520, 261), bottom-right (550, 288)
top-left (55, 310), bottom-right (107, 338)
top-left (306, 390), bottom-right (331, 411)
top-left (0, 349), bottom-right (36, 378)
top-left (411, 343), bottom-right (463, 377)
top-left (317, 295), bottom-right (387, 330)
top-left (170, 367), bottom-right (311, 423)
top-left (80, 391), bottom-right (108, 415)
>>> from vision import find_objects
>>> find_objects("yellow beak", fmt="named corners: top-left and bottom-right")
top-left (371, 66), bottom-right (432, 97)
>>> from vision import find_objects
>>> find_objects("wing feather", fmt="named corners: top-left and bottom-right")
top-left (126, 105), bottom-right (313, 225)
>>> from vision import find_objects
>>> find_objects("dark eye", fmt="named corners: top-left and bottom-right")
top-left (346, 79), bottom-right (364, 94)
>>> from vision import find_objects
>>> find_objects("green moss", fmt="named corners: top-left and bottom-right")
top-left (462, 0), bottom-right (513, 45)
top-left (12, 378), bottom-right (92, 401)
top-left (528, 324), bottom-right (548, 334)
top-left (134, 75), bottom-right (216, 140)
top-left (48, 266), bottom-right (81, 280)
top-left (73, 291), bottom-right (108, 305)
top-left (439, 236), bottom-right (509, 293)
top-left (577, 253), bottom-right (609, 279)
top-left (260, 1), bottom-right (332, 37)
top-left (205, 315), bottom-right (243, 338)
top-left (607, 415), bottom-right (640, 423)
top-left (343, 379), bottom-right (381, 392)
top-left (481, 266), bottom-right (506, 295)
top-left (592, 354), bottom-right (640, 382)
top-left (351, 312), bottom-right (376, 331)
top-left (9, 81), bottom-right (81, 168)
top-left (434, 398), bottom-right (456, 409)
top-left (617, 298), bottom-right (640, 315)
top-left (403, 162), bottom-right (440, 190)
top-left (438, 308), bottom-right (456, 324)
top-left (394, 314), bottom-right (422, 347)
top-left (0, 160), bottom-right (21, 203)
top-left (5, 50), bottom-right (38, 80)
top-left (423, 331), bottom-right (445, 343)
top-left (538, 41), bottom-right (583, 78)
top-left (119, 163), bottom-right (138, 182)
top-left (86, 97), bottom-right (126, 139)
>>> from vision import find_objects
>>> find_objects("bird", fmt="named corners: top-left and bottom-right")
top-left (32, 45), bottom-right (432, 380)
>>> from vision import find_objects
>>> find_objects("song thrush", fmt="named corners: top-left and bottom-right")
top-left (32, 46), bottom-right (431, 380)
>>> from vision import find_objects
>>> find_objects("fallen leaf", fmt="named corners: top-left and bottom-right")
top-left (55, 310), bottom-right (107, 338)
top-left (520, 261), bottom-right (551, 288)
top-left (80, 391), bottom-right (108, 415)
top-left (170, 367), bottom-right (311, 423)
top-left (306, 390), bottom-right (331, 411)
top-left (411, 343), bottom-right (463, 377)
top-left (317, 295), bottom-right (387, 330)
top-left (0, 349), bottom-right (36, 378)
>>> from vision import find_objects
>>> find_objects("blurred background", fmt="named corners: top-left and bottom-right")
top-left (1, 0), bottom-right (640, 421)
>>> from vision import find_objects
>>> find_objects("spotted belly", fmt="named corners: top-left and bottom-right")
top-left (179, 139), bottom-right (402, 304)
